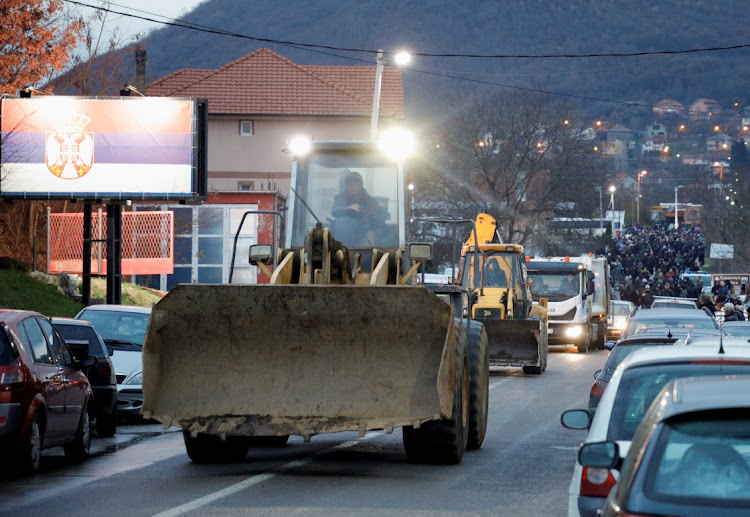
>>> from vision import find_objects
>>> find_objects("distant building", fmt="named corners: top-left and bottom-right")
top-left (688, 98), bottom-right (722, 120)
top-left (653, 99), bottom-right (685, 116)
top-left (642, 134), bottom-right (666, 153)
top-left (606, 124), bottom-right (633, 142)
top-left (706, 133), bottom-right (736, 152)
top-left (643, 123), bottom-right (667, 138)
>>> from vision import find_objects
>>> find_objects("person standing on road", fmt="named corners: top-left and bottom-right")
top-left (724, 302), bottom-right (740, 322)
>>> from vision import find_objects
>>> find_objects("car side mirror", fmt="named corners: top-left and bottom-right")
top-left (605, 341), bottom-right (615, 351)
top-left (578, 441), bottom-right (621, 470)
top-left (107, 346), bottom-right (114, 357)
top-left (77, 355), bottom-right (97, 369)
top-left (560, 409), bottom-right (592, 430)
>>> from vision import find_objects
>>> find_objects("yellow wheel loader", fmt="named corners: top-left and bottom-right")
top-left (141, 140), bottom-right (489, 464)
top-left (457, 215), bottom-right (548, 375)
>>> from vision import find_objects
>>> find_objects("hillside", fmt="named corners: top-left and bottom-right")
top-left (132, 0), bottom-right (750, 122)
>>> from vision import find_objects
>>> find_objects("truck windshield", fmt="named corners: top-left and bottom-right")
top-left (290, 150), bottom-right (400, 249)
top-left (527, 272), bottom-right (580, 301)
top-left (461, 252), bottom-right (515, 289)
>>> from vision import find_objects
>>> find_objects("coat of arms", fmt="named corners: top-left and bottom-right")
top-left (46, 114), bottom-right (94, 179)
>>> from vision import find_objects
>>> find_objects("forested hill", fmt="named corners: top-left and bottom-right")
top-left (139, 0), bottom-right (750, 120)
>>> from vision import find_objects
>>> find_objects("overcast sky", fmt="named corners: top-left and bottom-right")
top-left (79, 1), bottom-right (207, 43)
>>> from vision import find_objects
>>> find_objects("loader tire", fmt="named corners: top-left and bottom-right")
top-left (402, 324), bottom-right (469, 464)
top-left (523, 365), bottom-right (543, 375)
top-left (466, 321), bottom-right (489, 450)
top-left (246, 435), bottom-right (289, 447)
top-left (183, 432), bottom-right (250, 463)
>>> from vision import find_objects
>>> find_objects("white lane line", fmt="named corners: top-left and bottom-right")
top-left (489, 378), bottom-right (511, 391)
top-left (154, 432), bottom-right (385, 517)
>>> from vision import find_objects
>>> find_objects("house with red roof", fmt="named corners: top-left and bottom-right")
top-left (136, 48), bottom-right (404, 288)
top-left (688, 98), bottom-right (722, 120)
top-left (653, 99), bottom-right (685, 117)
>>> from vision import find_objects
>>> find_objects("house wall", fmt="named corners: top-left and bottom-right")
top-left (206, 116), bottom-right (374, 196)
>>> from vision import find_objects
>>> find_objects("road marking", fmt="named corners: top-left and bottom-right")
top-left (154, 432), bottom-right (385, 517)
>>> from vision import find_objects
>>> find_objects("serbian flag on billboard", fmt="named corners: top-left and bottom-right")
top-left (0, 97), bottom-right (197, 199)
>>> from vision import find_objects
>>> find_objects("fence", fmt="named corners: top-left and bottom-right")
top-left (48, 210), bottom-right (173, 275)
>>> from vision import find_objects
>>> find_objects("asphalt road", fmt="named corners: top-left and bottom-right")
top-left (0, 346), bottom-right (605, 517)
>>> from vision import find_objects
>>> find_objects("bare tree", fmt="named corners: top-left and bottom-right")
top-left (420, 90), bottom-right (601, 246)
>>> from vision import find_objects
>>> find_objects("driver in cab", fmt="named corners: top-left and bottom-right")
top-left (559, 272), bottom-right (578, 295)
top-left (331, 169), bottom-right (380, 247)
top-left (483, 258), bottom-right (507, 288)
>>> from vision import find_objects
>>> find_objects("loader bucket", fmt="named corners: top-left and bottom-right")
top-left (481, 319), bottom-right (543, 366)
top-left (142, 284), bottom-right (456, 440)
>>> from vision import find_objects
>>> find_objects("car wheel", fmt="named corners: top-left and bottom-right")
top-left (16, 413), bottom-right (42, 474)
top-left (64, 410), bottom-right (91, 462)
top-left (96, 408), bottom-right (117, 437)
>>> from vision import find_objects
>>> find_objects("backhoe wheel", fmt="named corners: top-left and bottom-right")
top-left (246, 435), bottom-right (289, 447)
top-left (466, 321), bottom-right (489, 450)
top-left (183, 432), bottom-right (251, 463)
top-left (402, 324), bottom-right (469, 464)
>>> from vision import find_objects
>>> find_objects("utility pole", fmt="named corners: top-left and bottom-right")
top-left (370, 50), bottom-right (384, 140)
top-left (674, 186), bottom-right (683, 229)
top-left (595, 186), bottom-right (603, 231)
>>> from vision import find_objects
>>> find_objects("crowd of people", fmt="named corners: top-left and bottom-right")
top-left (603, 223), bottom-right (746, 319)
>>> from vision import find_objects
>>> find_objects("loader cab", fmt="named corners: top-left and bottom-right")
top-left (287, 141), bottom-right (406, 251)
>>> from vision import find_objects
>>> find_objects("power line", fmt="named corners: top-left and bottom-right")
top-left (65, 0), bottom-right (750, 60)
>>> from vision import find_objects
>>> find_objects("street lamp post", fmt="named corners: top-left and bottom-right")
top-left (370, 50), bottom-right (410, 140)
top-left (636, 170), bottom-right (647, 225)
top-left (595, 186), bottom-right (603, 231)
top-left (609, 186), bottom-right (616, 237)
top-left (674, 186), bottom-right (684, 229)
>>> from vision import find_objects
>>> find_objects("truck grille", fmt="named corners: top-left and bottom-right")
top-left (548, 308), bottom-right (577, 321)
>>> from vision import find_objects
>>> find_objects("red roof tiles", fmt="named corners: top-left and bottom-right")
top-left (147, 48), bottom-right (403, 117)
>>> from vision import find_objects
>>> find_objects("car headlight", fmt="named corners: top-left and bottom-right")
top-left (565, 326), bottom-right (583, 338)
top-left (123, 371), bottom-right (143, 385)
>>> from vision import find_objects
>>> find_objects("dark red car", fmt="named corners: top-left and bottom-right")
top-left (0, 310), bottom-right (95, 474)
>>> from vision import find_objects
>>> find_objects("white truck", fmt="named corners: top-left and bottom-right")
top-left (526, 257), bottom-right (596, 353)
top-left (578, 254), bottom-right (610, 349)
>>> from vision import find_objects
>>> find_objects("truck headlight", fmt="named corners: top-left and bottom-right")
top-left (615, 320), bottom-right (628, 330)
top-left (565, 326), bottom-right (583, 338)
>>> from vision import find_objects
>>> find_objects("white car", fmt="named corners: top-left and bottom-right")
top-left (75, 304), bottom-right (152, 418)
top-left (606, 300), bottom-right (636, 341)
top-left (560, 343), bottom-right (750, 517)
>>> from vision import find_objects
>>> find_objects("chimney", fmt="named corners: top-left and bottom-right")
top-left (135, 44), bottom-right (147, 94)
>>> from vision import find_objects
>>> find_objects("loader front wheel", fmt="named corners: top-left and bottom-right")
top-left (523, 364), bottom-right (543, 375)
top-left (466, 322), bottom-right (489, 450)
top-left (246, 435), bottom-right (289, 447)
top-left (183, 432), bottom-right (250, 463)
top-left (402, 326), bottom-right (469, 464)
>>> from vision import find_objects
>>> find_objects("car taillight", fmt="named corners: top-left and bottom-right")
top-left (0, 364), bottom-right (25, 391)
top-left (590, 380), bottom-right (607, 399)
top-left (580, 466), bottom-right (616, 497)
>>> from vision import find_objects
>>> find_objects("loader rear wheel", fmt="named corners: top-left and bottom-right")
top-left (466, 322), bottom-right (489, 450)
top-left (183, 432), bottom-right (250, 463)
top-left (246, 435), bottom-right (289, 447)
top-left (523, 365), bottom-right (543, 375)
top-left (402, 325), bottom-right (469, 464)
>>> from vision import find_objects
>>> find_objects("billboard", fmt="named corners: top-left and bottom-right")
top-left (0, 96), bottom-right (206, 200)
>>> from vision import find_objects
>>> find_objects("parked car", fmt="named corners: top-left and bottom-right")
top-left (75, 305), bottom-right (151, 419)
top-left (561, 344), bottom-right (750, 517)
top-left (649, 296), bottom-right (698, 310)
top-left (0, 310), bottom-right (95, 474)
top-left (581, 376), bottom-right (750, 516)
top-left (606, 300), bottom-right (636, 342)
top-left (721, 320), bottom-right (750, 338)
top-left (588, 335), bottom-right (682, 412)
top-left (51, 317), bottom-right (118, 436)
top-left (619, 307), bottom-right (718, 339)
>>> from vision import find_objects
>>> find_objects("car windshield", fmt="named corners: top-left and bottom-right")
top-left (528, 272), bottom-right (580, 301)
top-left (646, 411), bottom-right (750, 505)
top-left (613, 304), bottom-right (633, 317)
top-left (723, 325), bottom-right (750, 338)
top-left (628, 317), bottom-right (716, 336)
top-left (607, 363), bottom-right (750, 441)
top-left (79, 310), bottom-right (150, 347)
top-left (54, 323), bottom-right (107, 358)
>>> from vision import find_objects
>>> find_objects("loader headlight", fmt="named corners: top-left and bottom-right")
top-left (378, 127), bottom-right (415, 160)
top-left (288, 136), bottom-right (312, 156)
top-left (565, 326), bottom-right (583, 338)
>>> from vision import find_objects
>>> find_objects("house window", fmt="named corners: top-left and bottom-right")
top-left (239, 120), bottom-right (254, 136)
top-left (239, 181), bottom-right (255, 192)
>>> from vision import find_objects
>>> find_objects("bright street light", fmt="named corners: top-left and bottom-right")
top-left (371, 49), bottom-right (411, 139)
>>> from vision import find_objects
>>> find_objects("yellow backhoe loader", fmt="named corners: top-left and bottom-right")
top-left (141, 140), bottom-right (489, 464)
top-left (457, 215), bottom-right (548, 374)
